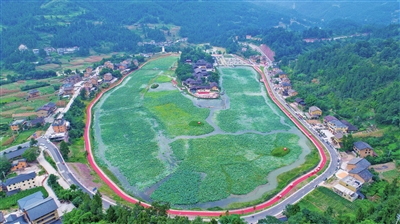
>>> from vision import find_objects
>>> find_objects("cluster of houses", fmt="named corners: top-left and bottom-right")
top-left (182, 59), bottom-right (219, 99)
top-left (9, 118), bottom-right (45, 133)
top-left (269, 69), bottom-right (298, 98)
top-left (323, 115), bottom-right (362, 149)
top-left (18, 44), bottom-right (79, 56)
top-left (333, 157), bottom-right (373, 202)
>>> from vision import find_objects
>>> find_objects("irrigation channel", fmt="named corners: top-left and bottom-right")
top-left (84, 57), bottom-right (327, 216)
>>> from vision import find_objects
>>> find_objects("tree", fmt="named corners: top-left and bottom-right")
top-left (22, 147), bottom-right (39, 162)
top-left (0, 156), bottom-right (11, 176)
top-left (80, 88), bottom-right (87, 100)
top-left (64, 69), bottom-right (72, 75)
top-left (30, 137), bottom-right (38, 147)
top-left (60, 141), bottom-right (70, 160)
top-left (258, 216), bottom-right (282, 223)
top-left (283, 204), bottom-right (300, 218)
top-left (341, 134), bottom-right (354, 152)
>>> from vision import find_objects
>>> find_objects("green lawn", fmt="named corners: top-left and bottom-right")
top-left (0, 187), bottom-right (48, 210)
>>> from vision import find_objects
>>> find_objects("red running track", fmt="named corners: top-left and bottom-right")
top-left (83, 62), bottom-right (327, 217)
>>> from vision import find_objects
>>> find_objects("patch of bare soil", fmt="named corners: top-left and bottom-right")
top-left (84, 56), bottom-right (103, 63)
top-left (12, 112), bottom-right (37, 118)
top-left (0, 89), bottom-right (19, 96)
top-left (67, 162), bottom-right (101, 190)
top-left (371, 162), bottom-right (396, 173)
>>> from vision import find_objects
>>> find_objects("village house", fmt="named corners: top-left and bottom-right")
top-left (86, 66), bottom-right (93, 74)
top-left (308, 106), bottom-right (322, 118)
top-left (353, 141), bottom-right (376, 158)
top-left (295, 98), bottom-right (306, 107)
top-left (332, 175), bottom-right (362, 202)
top-left (11, 159), bottom-right (27, 171)
top-left (347, 158), bottom-right (373, 183)
top-left (278, 72), bottom-right (288, 79)
top-left (28, 89), bottom-right (40, 98)
top-left (84, 81), bottom-right (93, 89)
top-left (5, 172), bottom-right (37, 192)
top-left (287, 89), bottom-right (298, 97)
top-left (10, 119), bottom-right (27, 132)
top-left (18, 191), bottom-right (59, 224)
top-left (332, 184), bottom-right (358, 202)
top-left (35, 102), bottom-right (57, 117)
top-left (27, 117), bottom-right (45, 128)
top-left (327, 119), bottom-right (348, 134)
top-left (91, 77), bottom-right (99, 86)
top-left (104, 61), bottom-right (114, 70)
top-left (324, 115), bottom-right (338, 125)
top-left (52, 118), bottom-right (67, 133)
top-left (103, 73), bottom-right (113, 82)
top-left (64, 74), bottom-right (82, 84)
top-left (332, 132), bottom-right (344, 147)
top-left (282, 82), bottom-right (292, 90)
top-left (61, 83), bottom-right (74, 96)
top-left (341, 120), bottom-right (358, 132)
top-left (339, 175), bottom-right (363, 192)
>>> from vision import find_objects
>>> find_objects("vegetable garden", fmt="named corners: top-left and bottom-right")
top-left (93, 57), bottom-right (311, 207)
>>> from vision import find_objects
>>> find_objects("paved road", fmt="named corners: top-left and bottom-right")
top-left (36, 137), bottom-right (114, 208)
top-left (0, 142), bottom-right (31, 155)
top-left (241, 66), bottom-right (340, 223)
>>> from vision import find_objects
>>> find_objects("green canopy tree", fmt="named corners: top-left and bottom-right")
top-left (59, 141), bottom-right (70, 160)
top-left (22, 147), bottom-right (39, 162)
top-left (0, 156), bottom-right (11, 176)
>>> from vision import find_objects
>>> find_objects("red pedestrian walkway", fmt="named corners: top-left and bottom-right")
top-left (84, 62), bottom-right (327, 217)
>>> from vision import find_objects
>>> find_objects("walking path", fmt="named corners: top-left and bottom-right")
top-left (37, 150), bottom-right (75, 215)
top-left (37, 149), bottom-right (70, 189)
top-left (83, 55), bottom-right (330, 217)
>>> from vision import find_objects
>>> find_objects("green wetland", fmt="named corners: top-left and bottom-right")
top-left (92, 57), bottom-right (313, 208)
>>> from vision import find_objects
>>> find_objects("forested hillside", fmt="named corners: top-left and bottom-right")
top-left (288, 28), bottom-right (400, 127)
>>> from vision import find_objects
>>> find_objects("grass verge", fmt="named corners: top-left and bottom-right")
top-left (0, 186), bottom-right (48, 210)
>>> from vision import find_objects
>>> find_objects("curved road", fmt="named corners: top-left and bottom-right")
top-left (83, 56), bottom-right (339, 219)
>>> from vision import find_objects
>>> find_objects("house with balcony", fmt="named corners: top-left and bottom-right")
top-left (353, 141), bottom-right (376, 158)
top-left (327, 119), bottom-right (348, 134)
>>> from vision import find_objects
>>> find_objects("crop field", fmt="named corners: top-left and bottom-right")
top-left (214, 67), bottom-right (290, 133)
top-left (297, 187), bottom-right (356, 217)
top-left (94, 57), bottom-right (309, 206)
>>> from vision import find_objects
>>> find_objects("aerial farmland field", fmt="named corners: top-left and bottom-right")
top-left (92, 56), bottom-right (313, 208)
